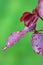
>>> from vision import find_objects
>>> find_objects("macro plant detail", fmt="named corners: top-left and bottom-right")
top-left (3, 0), bottom-right (43, 55)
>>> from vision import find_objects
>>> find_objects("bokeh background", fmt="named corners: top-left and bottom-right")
top-left (0, 0), bottom-right (43, 65)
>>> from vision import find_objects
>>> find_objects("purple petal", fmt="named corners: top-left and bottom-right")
top-left (31, 32), bottom-right (43, 55)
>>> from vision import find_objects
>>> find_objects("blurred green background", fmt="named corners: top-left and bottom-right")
top-left (0, 0), bottom-right (43, 65)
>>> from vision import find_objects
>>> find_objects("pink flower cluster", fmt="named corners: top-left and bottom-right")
top-left (3, 0), bottom-right (43, 55)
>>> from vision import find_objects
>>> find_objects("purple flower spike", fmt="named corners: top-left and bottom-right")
top-left (3, 23), bottom-right (37, 50)
top-left (2, 27), bottom-right (31, 50)
top-left (3, 27), bottom-right (28, 50)
top-left (31, 31), bottom-right (43, 55)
